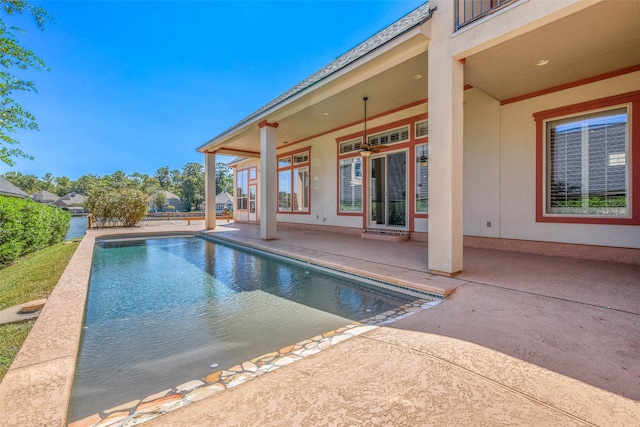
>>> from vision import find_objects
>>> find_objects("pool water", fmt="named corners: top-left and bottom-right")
top-left (68, 236), bottom-right (417, 422)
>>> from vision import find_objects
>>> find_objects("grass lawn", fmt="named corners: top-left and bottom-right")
top-left (0, 240), bottom-right (80, 380)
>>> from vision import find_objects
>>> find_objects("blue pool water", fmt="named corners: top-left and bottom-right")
top-left (69, 236), bottom-right (418, 421)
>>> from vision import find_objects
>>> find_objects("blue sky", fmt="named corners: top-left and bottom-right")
top-left (2, 0), bottom-right (425, 180)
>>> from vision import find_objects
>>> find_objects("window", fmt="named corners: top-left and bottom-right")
top-left (278, 170), bottom-right (291, 211)
top-left (249, 168), bottom-right (257, 180)
top-left (339, 139), bottom-right (362, 154)
top-left (339, 157), bottom-right (363, 212)
top-left (293, 152), bottom-right (308, 164)
top-left (367, 126), bottom-right (409, 148)
top-left (293, 167), bottom-right (309, 211)
top-left (279, 156), bottom-right (291, 168)
top-left (278, 150), bottom-right (310, 213)
top-left (535, 90), bottom-right (640, 225)
top-left (545, 107), bottom-right (628, 217)
top-left (415, 120), bottom-right (429, 139)
top-left (236, 169), bottom-right (248, 210)
top-left (415, 144), bottom-right (428, 213)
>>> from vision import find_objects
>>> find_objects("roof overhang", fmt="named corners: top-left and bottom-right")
top-left (198, 5), bottom-right (433, 155)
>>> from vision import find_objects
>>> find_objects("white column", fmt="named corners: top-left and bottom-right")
top-left (427, 0), bottom-right (464, 276)
top-left (259, 121), bottom-right (278, 240)
top-left (204, 151), bottom-right (217, 229)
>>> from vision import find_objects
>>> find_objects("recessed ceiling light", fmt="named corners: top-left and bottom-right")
top-left (413, 74), bottom-right (423, 79)
top-left (323, 112), bottom-right (329, 116)
top-left (536, 59), bottom-right (549, 67)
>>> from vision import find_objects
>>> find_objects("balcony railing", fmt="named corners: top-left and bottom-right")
top-left (455, 0), bottom-right (517, 30)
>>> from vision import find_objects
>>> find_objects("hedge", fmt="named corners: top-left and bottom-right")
top-left (0, 197), bottom-right (71, 267)
top-left (85, 187), bottom-right (147, 228)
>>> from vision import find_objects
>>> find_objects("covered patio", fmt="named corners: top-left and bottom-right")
top-left (199, 0), bottom-right (640, 278)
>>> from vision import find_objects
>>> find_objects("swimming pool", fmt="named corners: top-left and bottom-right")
top-left (68, 235), bottom-right (435, 422)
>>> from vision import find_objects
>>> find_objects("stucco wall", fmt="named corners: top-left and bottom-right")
top-left (463, 71), bottom-right (640, 248)
top-left (273, 103), bottom-right (427, 230)
top-left (463, 89), bottom-right (501, 238)
top-left (237, 74), bottom-right (639, 250)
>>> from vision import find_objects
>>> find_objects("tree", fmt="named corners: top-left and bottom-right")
top-left (71, 173), bottom-right (99, 195)
top-left (169, 169), bottom-right (181, 194)
top-left (152, 191), bottom-right (166, 212)
top-left (181, 162), bottom-right (204, 211)
top-left (154, 166), bottom-right (171, 190)
top-left (54, 175), bottom-right (71, 196)
top-left (140, 176), bottom-right (160, 195)
top-left (106, 170), bottom-right (129, 188)
top-left (41, 172), bottom-right (53, 191)
top-left (0, 0), bottom-right (52, 166)
top-left (215, 162), bottom-right (232, 194)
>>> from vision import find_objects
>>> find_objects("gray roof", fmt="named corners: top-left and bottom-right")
top-left (215, 190), bottom-right (233, 204)
top-left (54, 193), bottom-right (86, 207)
top-left (148, 190), bottom-right (181, 201)
top-left (0, 176), bottom-right (28, 198)
top-left (32, 190), bottom-right (59, 203)
top-left (201, 2), bottom-right (432, 148)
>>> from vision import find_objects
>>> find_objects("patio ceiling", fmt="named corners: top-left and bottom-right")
top-left (463, 0), bottom-right (640, 102)
top-left (205, 38), bottom-right (429, 158)
top-left (275, 52), bottom-right (429, 147)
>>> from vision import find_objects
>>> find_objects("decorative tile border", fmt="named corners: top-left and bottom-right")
top-left (69, 299), bottom-right (440, 427)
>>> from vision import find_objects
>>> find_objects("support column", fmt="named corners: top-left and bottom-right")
top-left (259, 120), bottom-right (278, 240)
top-left (427, 0), bottom-right (464, 275)
top-left (204, 151), bottom-right (217, 229)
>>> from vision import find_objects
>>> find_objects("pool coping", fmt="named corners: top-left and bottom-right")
top-left (0, 225), bottom-right (450, 427)
top-left (70, 300), bottom-right (440, 427)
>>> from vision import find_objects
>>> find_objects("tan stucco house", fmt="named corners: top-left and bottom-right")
top-left (198, 0), bottom-right (640, 275)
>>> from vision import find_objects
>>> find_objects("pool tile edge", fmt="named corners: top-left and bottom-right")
top-left (69, 300), bottom-right (439, 427)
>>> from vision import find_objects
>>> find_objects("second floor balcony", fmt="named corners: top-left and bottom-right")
top-left (455, 0), bottom-right (518, 30)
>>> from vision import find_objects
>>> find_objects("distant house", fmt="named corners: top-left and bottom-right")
top-left (31, 190), bottom-right (59, 204)
top-left (0, 176), bottom-right (28, 198)
top-left (148, 190), bottom-right (184, 212)
top-left (53, 192), bottom-right (86, 214)
top-left (215, 190), bottom-right (233, 213)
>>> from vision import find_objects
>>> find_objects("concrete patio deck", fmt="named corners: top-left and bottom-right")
top-left (160, 222), bottom-right (639, 426)
top-left (1, 220), bottom-right (638, 426)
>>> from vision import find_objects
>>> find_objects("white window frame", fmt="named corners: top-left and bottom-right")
top-left (338, 156), bottom-right (363, 213)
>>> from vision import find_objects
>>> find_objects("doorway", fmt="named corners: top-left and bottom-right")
top-left (248, 185), bottom-right (257, 222)
top-left (368, 151), bottom-right (407, 228)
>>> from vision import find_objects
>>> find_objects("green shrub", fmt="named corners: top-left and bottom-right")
top-left (85, 187), bottom-right (148, 228)
top-left (0, 197), bottom-right (71, 267)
